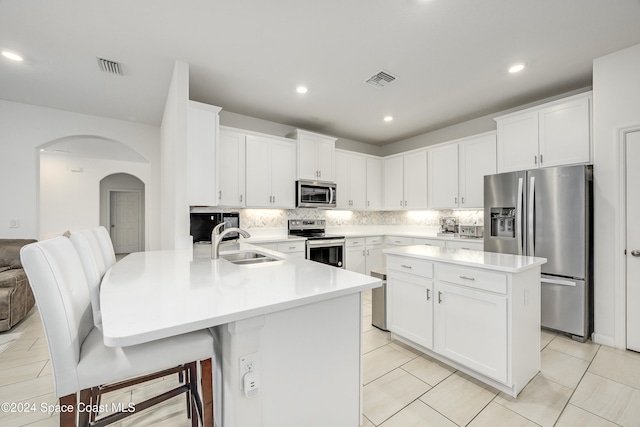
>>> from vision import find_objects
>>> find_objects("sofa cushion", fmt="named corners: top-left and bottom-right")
top-left (0, 239), bottom-right (37, 269)
top-left (0, 266), bottom-right (9, 273)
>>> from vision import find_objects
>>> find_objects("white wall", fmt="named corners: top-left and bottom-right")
top-left (160, 61), bottom-right (191, 249)
top-left (40, 154), bottom-right (152, 250)
top-left (0, 99), bottom-right (161, 246)
top-left (592, 43), bottom-right (640, 347)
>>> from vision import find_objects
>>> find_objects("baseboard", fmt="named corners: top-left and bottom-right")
top-left (592, 333), bottom-right (617, 348)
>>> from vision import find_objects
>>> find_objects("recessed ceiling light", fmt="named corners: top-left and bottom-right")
top-left (508, 63), bottom-right (525, 73)
top-left (384, 116), bottom-right (394, 122)
top-left (296, 86), bottom-right (308, 94)
top-left (2, 50), bottom-right (24, 61)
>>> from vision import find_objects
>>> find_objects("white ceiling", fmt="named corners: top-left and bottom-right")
top-left (2, 0), bottom-right (640, 146)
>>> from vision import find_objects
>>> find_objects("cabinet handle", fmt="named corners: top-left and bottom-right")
top-left (404, 200), bottom-right (408, 207)
top-left (240, 194), bottom-right (243, 202)
top-left (400, 200), bottom-right (403, 207)
top-left (461, 196), bottom-right (464, 204)
top-left (362, 250), bottom-right (366, 256)
top-left (426, 288), bottom-right (431, 300)
top-left (534, 155), bottom-right (538, 165)
top-left (400, 264), bottom-right (412, 269)
top-left (455, 197), bottom-right (458, 204)
top-left (319, 170), bottom-right (321, 178)
top-left (289, 246), bottom-right (296, 250)
top-left (395, 240), bottom-right (401, 244)
top-left (438, 291), bottom-right (442, 303)
top-left (367, 201), bottom-right (370, 207)
top-left (540, 154), bottom-right (543, 164)
top-left (219, 190), bottom-right (222, 200)
top-left (366, 249), bottom-right (370, 255)
top-left (459, 275), bottom-right (476, 281)
top-left (273, 196), bottom-right (275, 204)
top-left (425, 243), bottom-right (432, 246)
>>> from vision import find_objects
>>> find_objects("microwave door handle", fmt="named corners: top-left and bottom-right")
top-left (528, 176), bottom-right (535, 256)
top-left (329, 187), bottom-right (334, 205)
top-left (516, 177), bottom-right (524, 256)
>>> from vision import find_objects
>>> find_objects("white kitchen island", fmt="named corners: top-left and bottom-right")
top-left (383, 245), bottom-right (546, 397)
top-left (100, 244), bottom-right (381, 427)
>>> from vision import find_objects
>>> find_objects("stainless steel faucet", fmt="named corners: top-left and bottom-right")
top-left (211, 223), bottom-right (251, 259)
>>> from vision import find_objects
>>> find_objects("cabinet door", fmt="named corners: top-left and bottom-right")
top-left (218, 129), bottom-right (245, 207)
top-left (459, 133), bottom-right (496, 208)
top-left (349, 154), bottom-right (366, 209)
top-left (428, 144), bottom-right (459, 209)
top-left (366, 157), bottom-right (382, 210)
top-left (297, 133), bottom-right (317, 180)
top-left (403, 150), bottom-right (428, 209)
top-left (538, 96), bottom-right (591, 167)
top-left (365, 245), bottom-right (384, 273)
top-left (496, 112), bottom-right (539, 173)
top-left (383, 156), bottom-right (404, 210)
top-left (245, 136), bottom-right (272, 207)
top-left (187, 101), bottom-right (219, 206)
top-left (316, 137), bottom-right (335, 181)
top-left (434, 282), bottom-right (507, 382)
top-left (335, 151), bottom-right (351, 209)
top-left (270, 140), bottom-right (296, 208)
top-left (346, 247), bottom-right (366, 274)
top-left (388, 271), bottom-right (433, 349)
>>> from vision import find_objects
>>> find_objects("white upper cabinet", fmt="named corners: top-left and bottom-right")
top-left (245, 134), bottom-right (296, 208)
top-left (495, 92), bottom-right (591, 173)
top-left (289, 129), bottom-right (337, 182)
top-left (217, 127), bottom-right (246, 207)
top-left (459, 132), bottom-right (497, 209)
top-left (428, 132), bottom-right (497, 209)
top-left (366, 157), bottom-right (382, 210)
top-left (428, 144), bottom-right (459, 209)
top-left (383, 150), bottom-right (428, 210)
top-left (187, 101), bottom-right (222, 206)
top-left (335, 150), bottom-right (366, 210)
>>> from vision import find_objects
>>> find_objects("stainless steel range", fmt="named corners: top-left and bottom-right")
top-left (288, 220), bottom-right (345, 268)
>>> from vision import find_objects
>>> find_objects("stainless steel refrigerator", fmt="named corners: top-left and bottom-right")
top-left (484, 165), bottom-right (593, 342)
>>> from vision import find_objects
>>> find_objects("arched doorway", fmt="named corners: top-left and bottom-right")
top-left (101, 173), bottom-right (145, 254)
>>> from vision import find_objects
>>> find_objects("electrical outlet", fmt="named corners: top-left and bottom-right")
top-left (9, 219), bottom-right (19, 228)
top-left (239, 352), bottom-right (259, 376)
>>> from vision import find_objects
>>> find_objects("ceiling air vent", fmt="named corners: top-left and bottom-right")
top-left (97, 57), bottom-right (123, 76)
top-left (364, 70), bottom-right (398, 88)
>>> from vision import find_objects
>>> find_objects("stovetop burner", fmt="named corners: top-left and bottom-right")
top-left (288, 220), bottom-right (345, 240)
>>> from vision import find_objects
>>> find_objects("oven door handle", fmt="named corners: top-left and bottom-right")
top-left (306, 239), bottom-right (345, 247)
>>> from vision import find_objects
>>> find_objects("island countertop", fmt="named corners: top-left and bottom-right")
top-left (100, 245), bottom-right (381, 347)
top-left (384, 245), bottom-right (546, 273)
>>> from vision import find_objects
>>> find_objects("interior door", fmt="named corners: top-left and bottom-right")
top-left (110, 191), bottom-right (140, 254)
top-left (626, 130), bottom-right (640, 351)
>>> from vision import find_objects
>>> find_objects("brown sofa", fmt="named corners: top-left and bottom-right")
top-left (0, 239), bottom-right (36, 331)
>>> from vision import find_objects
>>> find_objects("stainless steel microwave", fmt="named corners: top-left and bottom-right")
top-left (296, 180), bottom-right (337, 208)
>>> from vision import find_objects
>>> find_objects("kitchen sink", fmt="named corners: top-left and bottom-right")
top-left (220, 251), bottom-right (281, 265)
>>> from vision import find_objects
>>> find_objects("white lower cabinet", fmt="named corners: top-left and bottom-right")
top-left (387, 258), bottom-right (434, 349)
top-left (385, 253), bottom-right (541, 397)
top-left (434, 281), bottom-right (507, 382)
top-left (345, 236), bottom-right (383, 274)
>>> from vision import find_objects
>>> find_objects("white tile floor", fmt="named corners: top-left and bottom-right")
top-left (1, 291), bottom-right (639, 426)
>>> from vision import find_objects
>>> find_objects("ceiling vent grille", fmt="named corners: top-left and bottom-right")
top-left (97, 57), bottom-right (123, 76)
top-left (364, 70), bottom-right (398, 88)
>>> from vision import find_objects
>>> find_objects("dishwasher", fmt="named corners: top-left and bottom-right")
top-left (370, 268), bottom-right (387, 331)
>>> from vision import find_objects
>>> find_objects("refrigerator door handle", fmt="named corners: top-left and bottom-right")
top-left (516, 177), bottom-right (524, 255)
top-left (528, 176), bottom-right (535, 256)
top-left (541, 278), bottom-right (576, 287)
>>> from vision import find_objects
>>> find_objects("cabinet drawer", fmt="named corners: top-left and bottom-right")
top-left (437, 264), bottom-right (507, 294)
top-left (413, 238), bottom-right (446, 247)
top-left (386, 236), bottom-right (412, 246)
top-left (446, 240), bottom-right (483, 251)
top-left (346, 238), bottom-right (365, 248)
top-left (387, 256), bottom-right (434, 278)
top-left (277, 241), bottom-right (306, 253)
top-left (366, 236), bottom-right (383, 246)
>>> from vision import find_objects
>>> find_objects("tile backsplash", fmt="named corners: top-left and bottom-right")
top-left (235, 208), bottom-right (483, 229)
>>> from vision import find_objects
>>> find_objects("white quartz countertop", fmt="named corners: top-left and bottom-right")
top-left (100, 244), bottom-right (381, 347)
top-left (384, 245), bottom-right (546, 273)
